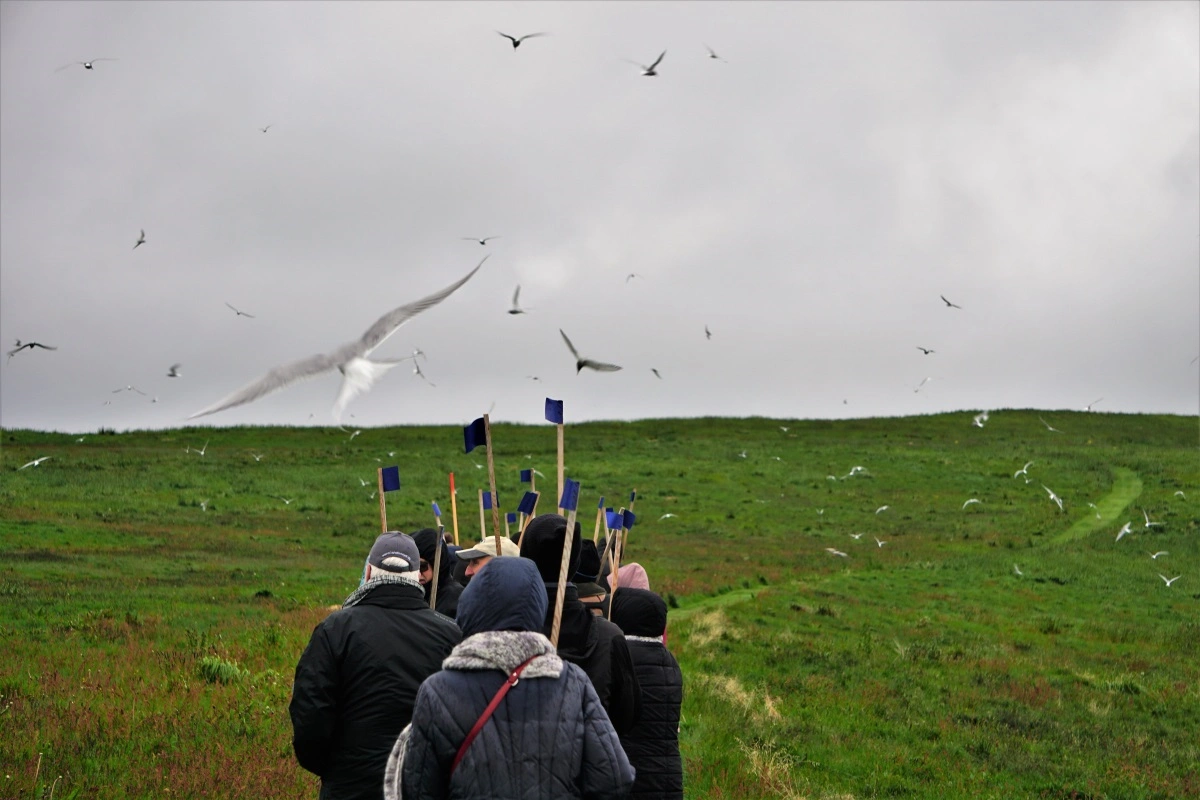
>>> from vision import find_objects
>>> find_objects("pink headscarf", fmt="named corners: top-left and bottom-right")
top-left (607, 562), bottom-right (650, 591)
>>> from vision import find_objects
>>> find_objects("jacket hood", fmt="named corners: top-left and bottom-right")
top-left (520, 513), bottom-right (582, 583)
top-left (456, 556), bottom-right (548, 637)
top-left (607, 562), bottom-right (650, 591)
top-left (610, 587), bottom-right (667, 638)
top-left (413, 527), bottom-right (455, 585)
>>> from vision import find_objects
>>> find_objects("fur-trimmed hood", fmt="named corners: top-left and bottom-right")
top-left (445, 629), bottom-right (564, 680)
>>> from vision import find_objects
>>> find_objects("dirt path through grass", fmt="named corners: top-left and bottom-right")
top-left (1050, 466), bottom-right (1141, 545)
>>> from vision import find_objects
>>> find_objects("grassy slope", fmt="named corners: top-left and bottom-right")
top-left (1, 410), bottom-right (1197, 798)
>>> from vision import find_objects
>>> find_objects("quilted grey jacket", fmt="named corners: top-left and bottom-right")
top-left (397, 629), bottom-right (635, 799)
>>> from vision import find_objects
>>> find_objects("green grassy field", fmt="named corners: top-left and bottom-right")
top-left (2, 411), bottom-right (1197, 799)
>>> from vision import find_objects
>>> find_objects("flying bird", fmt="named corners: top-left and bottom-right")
top-left (1149, 551), bottom-right (1168, 560)
top-left (56, 58), bottom-right (117, 72)
top-left (1086, 501), bottom-right (1101, 519)
top-left (497, 31), bottom-right (546, 48)
top-left (651, 368), bottom-right (662, 379)
top-left (1084, 398), bottom-right (1103, 412)
top-left (412, 359), bottom-right (436, 387)
top-left (7, 341), bottom-right (57, 361)
top-left (508, 285), bottom-right (528, 315)
top-left (1038, 416), bottom-right (1062, 433)
top-left (113, 385), bottom-right (146, 395)
top-left (849, 533), bottom-right (864, 540)
top-left (559, 329), bottom-right (622, 374)
top-left (962, 498), bottom-right (982, 510)
top-left (914, 377), bottom-right (933, 393)
top-left (259, 124), bottom-right (272, 133)
top-left (1115, 521), bottom-right (1132, 541)
top-left (224, 302), bottom-right (255, 318)
top-left (1142, 509), bottom-right (1163, 528)
top-left (1014, 461), bottom-right (1034, 480)
top-left (133, 229), bottom-right (146, 249)
top-left (1174, 490), bottom-right (1186, 498)
top-left (874, 537), bottom-right (888, 548)
top-left (659, 513), bottom-right (677, 520)
top-left (167, 364), bottom-right (182, 378)
top-left (250, 453), bottom-right (264, 462)
top-left (704, 325), bottom-right (712, 340)
top-left (825, 548), bottom-right (848, 558)
top-left (972, 411), bottom-right (989, 428)
top-left (1159, 574), bottom-right (1180, 587)
top-left (916, 347), bottom-right (935, 355)
top-left (189, 258), bottom-right (487, 423)
top-left (188, 440), bottom-right (209, 457)
top-left (1013, 564), bottom-right (1023, 576)
top-left (628, 50), bottom-right (666, 76)
top-left (625, 273), bottom-right (640, 283)
top-left (275, 496), bottom-right (294, 505)
top-left (940, 295), bottom-right (962, 309)
top-left (463, 236), bottom-right (499, 246)
top-left (1042, 485), bottom-right (1064, 512)
top-left (704, 44), bottom-right (726, 61)
top-left (875, 505), bottom-right (890, 514)
top-left (17, 456), bottom-right (52, 470)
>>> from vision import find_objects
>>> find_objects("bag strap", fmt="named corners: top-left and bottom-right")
top-left (450, 654), bottom-right (539, 776)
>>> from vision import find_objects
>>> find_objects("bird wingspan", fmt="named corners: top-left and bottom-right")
top-left (649, 50), bottom-right (666, 70)
top-left (559, 329), bottom-right (580, 359)
top-left (357, 257), bottom-right (486, 356)
top-left (583, 360), bottom-right (622, 372)
top-left (331, 357), bottom-right (403, 423)
top-left (188, 351), bottom-right (341, 419)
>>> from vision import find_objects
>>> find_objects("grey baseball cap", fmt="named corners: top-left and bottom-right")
top-left (367, 532), bottom-right (420, 572)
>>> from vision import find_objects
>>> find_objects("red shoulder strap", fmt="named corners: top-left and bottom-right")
top-left (450, 654), bottom-right (539, 776)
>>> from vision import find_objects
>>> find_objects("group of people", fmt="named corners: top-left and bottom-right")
top-left (289, 513), bottom-right (684, 800)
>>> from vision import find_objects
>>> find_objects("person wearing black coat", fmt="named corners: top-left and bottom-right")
top-left (413, 527), bottom-right (465, 618)
top-left (520, 513), bottom-right (642, 734)
top-left (392, 556), bottom-right (635, 800)
top-left (610, 588), bottom-right (684, 799)
top-left (290, 532), bottom-right (462, 800)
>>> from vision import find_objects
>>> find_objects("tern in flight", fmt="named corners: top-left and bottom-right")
top-left (1084, 398), bottom-right (1103, 412)
top-left (559, 329), bottom-right (622, 373)
top-left (17, 456), bottom-right (52, 470)
top-left (1013, 564), bottom-right (1023, 576)
top-left (167, 364), bottom-right (182, 378)
top-left (463, 236), bottom-right (499, 246)
top-left (704, 44), bottom-right (726, 62)
top-left (704, 325), bottom-right (712, 340)
top-left (1014, 461), bottom-right (1034, 480)
top-left (225, 302), bottom-right (255, 318)
top-left (259, 124), bottom-right (272, 133)
top-left (1039, 416), bottom-right (1062, 433)
top-left (940, 295), bottom-right (962, 309)
top-left (497, 31), bottom-right (546, 48)
top-left (7, 341), bottom-right (57, 361)
top-left (1042, 485), bottom-right (1064, 512)
top-left (962, 498), bottom-right (982, 510)
top-left (914, 377), bottom-right (933, 393)
top-left (628, 50), bottom-right (666, 76)
top-left (133, 229), bottom-right (146, 249)
top-left (874, 537), bottom-right (888, 548)
top-left (1159, 574), bottom-right (1181, 587)
top-left (56, 58), bottom-right (117, 72)
top-left (113, 385), bottom-right (147, 395)
top-left (1142, 509), bottom-right (1163, 528)
top-left (1149, 551), bottom-right (1168, 560)
top-left (190, 257), bottom-right (486, 423)
top-left (508, 285), bottom-right (528, 315)
top-left (916, 347), bottom-right (935, 355)
top-left (825, 548), bottom-right (848, 558)
top-left (1115, 521), bottom-right (1132, 541)
top-left (651, 368), bottom-right (662, 379)
top-left (972, 411), bottom-right (989, 428)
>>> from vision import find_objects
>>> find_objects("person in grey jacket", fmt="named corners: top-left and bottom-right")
top-left (393, 556), bottom-right (635, 800)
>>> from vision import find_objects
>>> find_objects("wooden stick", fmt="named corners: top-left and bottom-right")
top-left (504, 514), bottom-right (511, 539)
top-left (599, 506), bottom-right (624, 576)
top-left (448, 473), bottom-right (460, 546)
top-left (478, 489), bottom-right (487, 541)
top-left (376, 468), bottom-right (388, 532)
top-left (556, 425), bottom-right (565, 514)
top-left (628, 489), bottom-right (638, 512)
top-left (433, 502), bottom-right (442, 530)
top-left (607, 525), bottom-right (624, 621)
top-left (484, 414), bottom-right (503, 557)
top-left (430, 525), bottom-right (444, 611)
top-left (550, 502), bottom-right (580, 649)
top-left (592, 501), bottom-right (604, 544)
top-left (516, 491), bottom-right (540, 549)
top-left (530, 470), bottom-right (536, 494)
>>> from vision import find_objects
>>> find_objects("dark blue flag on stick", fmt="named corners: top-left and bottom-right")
top-left (463, 417), bottom-right (487, 453)
top-left (520, 469), bottom-right (532, 483)
top-left (483, 491), bottom-right (494, 510)
top-left (518, 491), bottom-right (539, 515)
top-left (559, 479), bottom-right (580, 513)
top-left (432, 501), bottom-right (441, 518)
top-left (545, 398), bottom-right (564, 425)
top-left (598, 496), bottom-right (606, 509)
top-left (381, 466), bottom-right (401, 493)
top-left (506, 512), bottom-right (517, 524)
top-left (607, 510), bottom-right (624, 531)
top-left (623, 510), bottom-right (637, 530)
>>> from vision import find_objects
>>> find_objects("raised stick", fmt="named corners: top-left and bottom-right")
top-left (377, 468), bottom-right (388, 532)
top-left (429, 525), bottom-right (444, 610)
top-left (556, 425), bottom-right (565, 514)
top-left (517, 491), bottom-right (540, 549)
top-left (550, 501), bottom-right (580, 648)
top-left (484, 414), bottom-right (503, 557)
top-left (449, 472), bottom-right (460, 546)
top-left (478, 489), bottom-right (487, 541)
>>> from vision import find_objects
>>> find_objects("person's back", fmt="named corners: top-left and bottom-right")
top-left (610, 588), bottom-right (683, 800)
top-left (521, 513), bottom-right (642, 733)
top-left (290, 532), bottom-right (462, 800)
top-left (397, 557), bottom-right (635, 800)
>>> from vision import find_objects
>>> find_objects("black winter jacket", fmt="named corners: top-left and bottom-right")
top-left (611, 589), bottom-right (683, 799)
top-left (290, 581), bottom-right (461, 800)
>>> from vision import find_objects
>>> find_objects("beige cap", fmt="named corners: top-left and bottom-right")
top-left (456, 536), bottom-right (522, 561)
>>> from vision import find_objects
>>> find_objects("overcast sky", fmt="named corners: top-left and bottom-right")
top-left (2, 0), bottom-right (1197, 434)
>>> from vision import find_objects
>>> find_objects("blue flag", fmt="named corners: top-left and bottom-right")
top-left (506, 512), bottom-right (517, 524)
top-left (559, 479), bottom-right (580, 512)
top-left (597, 496), bottom-right (605, 509)
top-left (432, 501), bottom-right (441, 518)
top-left (629, 490), bottom-right (636, 503)
top-left (606, 510), bottom-right (623, 530)
top-left (463, 417), bottom-right (487, 453)
top-left (545, 398), bottom-right (564, 425)
top-left (520, 469), bottom-right (532, 483)
top-left (380, 466), bottom-right (400, 493)
top-left (623, 510), bottom-right (636, 530)
top-left (482, 491), bottom-right (493, 510)
top-left (518, 491), bottom-right (538, 515)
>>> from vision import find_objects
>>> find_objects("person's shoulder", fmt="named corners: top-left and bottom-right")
top-left (591, 616), bottom-right (627, 641)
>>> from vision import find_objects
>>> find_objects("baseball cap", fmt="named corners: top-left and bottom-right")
top-left (456, 536), bottom-right (522, 561)
top-left (367, 532), bottom-right (420, 572)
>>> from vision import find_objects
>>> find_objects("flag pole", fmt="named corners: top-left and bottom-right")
top-left (517, 491), bottom-right (540, 549)
top-left (430, 524), bottom-right (444, 611)
top-left (483, 414), bottom-right (503, 557)
top-left (432, 501), bottom-right (442, 530)
top-left (599, 506), bottom-right (624, 577)
top-left (478, 490), bottom-right (487, 541)
top-left (448, 473), bottom-right (460, 546)
top-left (607, 525), bottom-right (624, 621)
top-left (550, 482), bottom-right (581, 649)
top-left (377, 467), bottom-right (388, 533)
top-left (592, 496), bottom-right (605, 544)
top-left (504, 514), bottom-right (511, 539)
top-left (556, 426), bottom-right (565, 514)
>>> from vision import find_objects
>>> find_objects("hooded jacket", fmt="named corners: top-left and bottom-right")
top-left (396, 557), bottom-right (635, 800)
top-left (290, 578), bottom-right (462, 800)
top-left (521, 514), bottom-right (642, 733)
top-left (610, 589), bottom-right (683, 799)
top-left (413, 528), bottom-right (465, 618)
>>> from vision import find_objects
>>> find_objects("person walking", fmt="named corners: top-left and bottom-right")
top-left (290, 532), bottom-right (461, 800)
top-left (413, 527), bottom-right (465, 618)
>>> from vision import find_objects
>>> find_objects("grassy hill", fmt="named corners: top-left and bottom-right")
top-left (2, 410), bottom-right (1197, 798)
